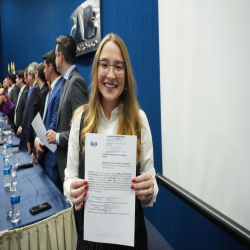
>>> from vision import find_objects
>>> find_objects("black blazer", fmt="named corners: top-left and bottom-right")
top-left (56, 67), bottom-right (88, 181)
top-left (19, 83), bottom-right (40, 151)
top-left (34, 84), bottom-right (49, 119)
top-left (32, 84), bottom-right (49, 160)
top-left (10, 84), bottom-right (20, 106)
top-left (15, 85), bottom-right (29, 129)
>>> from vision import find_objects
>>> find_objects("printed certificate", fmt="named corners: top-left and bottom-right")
top-left (84, 133), bottom-right (137, 247)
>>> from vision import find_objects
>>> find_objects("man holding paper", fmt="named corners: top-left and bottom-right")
top-left (34, 50), bottom-right (63, 191)
top-left (64, 34), bottom-right (158, 249)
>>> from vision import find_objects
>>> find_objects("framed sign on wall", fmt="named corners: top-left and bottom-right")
top-left (70, 0), bottom-right (101, 57)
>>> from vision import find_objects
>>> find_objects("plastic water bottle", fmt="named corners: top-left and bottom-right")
top-left (9, 153), bottom-right (16, 178)
top-left (11, 182), bottom-right (20, 223)
top-left (4, 159), bottom-right (11, 191)
top-left (0, 116), bottom-right (3, 136)
top-left (6, 155), bottom-right (14, 189)
top-left (7, 135), bottom-right (13, 147)
top-left (2, 143), bottom-right (8, 161)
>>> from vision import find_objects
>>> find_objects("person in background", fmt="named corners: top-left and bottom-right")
top-left (33, 50), bottom-right (63, 191)
top-left (33, 63), bottom-right (48, 119)
top-left (10, 70), bottom-right (29, 134)
top-left (7, 73), bottom-right (15, 94)
top-left (0, 87), bottom-right (14, 116)
top-left (3, 78), bottom-right (9, 93)
top-left (5, 73), bottom-right (19, 126)
top-left (7, 73), bottom-right (19, 106)
top-left (64, 33), bottom-right (158, 249)
top-left (46, 34), bottom-right (88, 182)
top-left (15, 68), bottom-right (29, 134)
top-left (19, 62), bottom-right (40, 152)
top-left (29, 63), bottom-right (48, 162)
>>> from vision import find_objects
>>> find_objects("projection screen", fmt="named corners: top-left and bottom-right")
top-left (159, 0), bottom-right (250, 231)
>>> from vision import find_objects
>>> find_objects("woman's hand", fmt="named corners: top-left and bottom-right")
top-left (70, 179), bottom-right (89, 211)
top-left (131, 172), bottom-right (154, 204)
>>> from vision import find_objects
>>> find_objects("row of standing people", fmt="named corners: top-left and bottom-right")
top-left (3, 35), bottom-right (89, 193)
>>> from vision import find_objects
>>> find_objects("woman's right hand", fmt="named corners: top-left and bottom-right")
top-left (70, 179), bottom-right (88, 211)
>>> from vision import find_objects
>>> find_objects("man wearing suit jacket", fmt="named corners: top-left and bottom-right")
top-left (6, 73), bottom-right (19, 127)
top-left (34, 50), bottom-right (63, 191)
top-left (19, 62), bottom-right (40, 152)
top-left (8, 73), bottom-right (19, 105)
top-left (12, 70), bottom-right (29, 133)
top-left (46, 35), bottom-right (88, 182)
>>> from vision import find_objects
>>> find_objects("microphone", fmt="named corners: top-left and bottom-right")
top-left (13, 163), bottom-right (34, 170)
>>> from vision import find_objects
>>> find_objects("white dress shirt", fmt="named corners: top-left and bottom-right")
top-left (64, 106), bottom-right (159, 207)
top-left (8, 85), bottom-right (14, 95)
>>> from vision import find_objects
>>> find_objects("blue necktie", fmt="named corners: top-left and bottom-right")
top-left (27, 88), bottom-right (31, 98)
top-left (60, 78), bottom-right (66, 97)
top-left (25, 88), bottom-right (31, 105)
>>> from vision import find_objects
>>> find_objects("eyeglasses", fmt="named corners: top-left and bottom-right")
top-left (97, 60), bottom-right (126, 78)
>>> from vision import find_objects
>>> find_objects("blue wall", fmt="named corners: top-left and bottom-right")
top-left (0, 1), bottom-right (3, 83)
top-left (0, 0), bottom-right (247, 249)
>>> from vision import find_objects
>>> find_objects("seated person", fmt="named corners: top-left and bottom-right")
top-left (0, 87), bottom-right (14, 116)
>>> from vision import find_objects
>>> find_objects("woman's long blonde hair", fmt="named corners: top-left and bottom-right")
top-left (73, 33), bottom-right (142, 163)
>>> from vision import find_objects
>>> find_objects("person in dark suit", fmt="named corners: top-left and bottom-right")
top-left (46, 35), bottom-right (88, 182)
top-left (33, 63), bottom-right (48, 119)
top-left (34, 50), bottom-right (63, 191)
top-left (29, 63), bottom-right (48, 163)
top-left (6, 73), bottom-right (19, 127)
top-left (12, 70), bottom-right (29, 133)
top-left (8, 73), bottom-right (19, 105)
top-left (19, 62), bottom-right (40, 152)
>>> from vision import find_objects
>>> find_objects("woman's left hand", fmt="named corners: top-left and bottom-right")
top-left (131, 172), bottom-right (154, 204)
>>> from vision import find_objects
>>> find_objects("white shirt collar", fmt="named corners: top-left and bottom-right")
top-left (51, 75), bottom-right (62, 90)
top-left (8, 85), bottom-right (14, 94)
top-left (100, 104), bottom-right (122, 122)
top-left (31, 81), bottom-right (37, 88)
top-left (19, 85), bottom-right (26, 93)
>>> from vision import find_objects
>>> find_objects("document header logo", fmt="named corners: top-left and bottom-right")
top-left (90, 141), bottom-right (98, 147)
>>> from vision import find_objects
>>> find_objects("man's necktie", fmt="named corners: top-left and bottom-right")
top-left (60, 78), bottom-right (66, 97)
top-left (47, 87), bottom-right (52, 103)
top-left (27, 88), bottom-right (31, 98)
top-left (43, 87), bottom-right (52, 121)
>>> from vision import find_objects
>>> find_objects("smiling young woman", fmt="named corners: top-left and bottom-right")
top-left (64, 33), bottom-right (159, 250)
